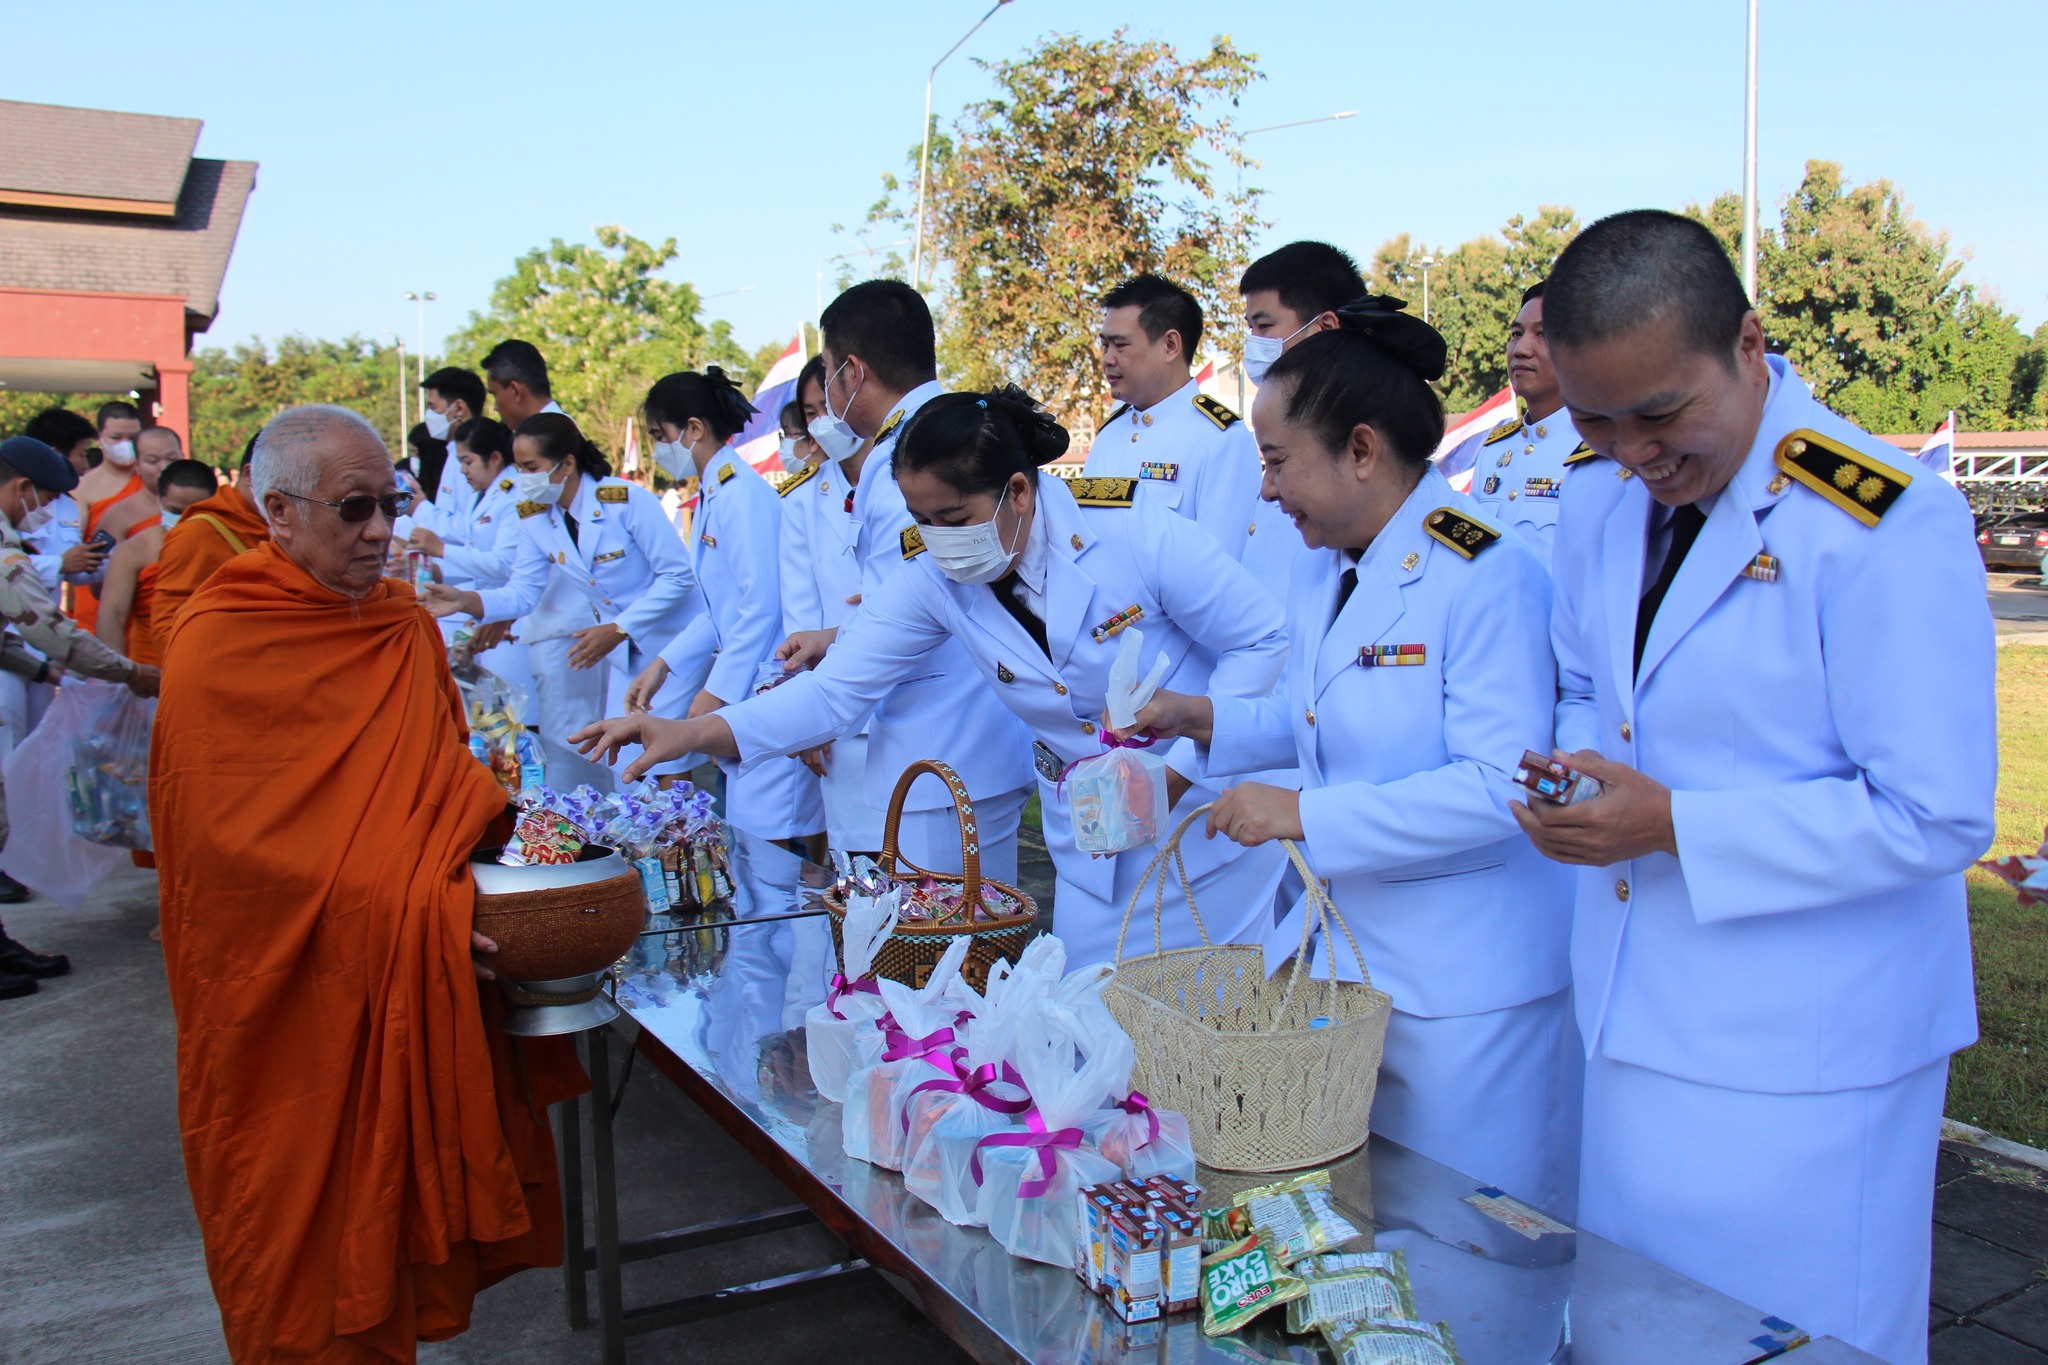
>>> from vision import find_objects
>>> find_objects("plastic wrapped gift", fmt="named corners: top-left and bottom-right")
top-left (1068, 628), bottom-right (1174, 855)
top-left (902, 955), bottom-right (1043, 1225)
top-left (65, 688), bottom-right (154, 850)
top-left (842, 937), bottom-right (971, 1170)
top-left (804, 889), bottom-right (901, 1102)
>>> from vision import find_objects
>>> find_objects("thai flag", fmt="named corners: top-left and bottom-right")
top-left (732, 332), bottom-right (807, 474)
top-left (1432, 385), bottom-right (1519, 494)
top-left (1916, 413), bottom-right (1955, 480)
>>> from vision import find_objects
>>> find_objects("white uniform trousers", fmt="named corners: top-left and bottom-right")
top-left (528, 635), bottom-right (617, 793)
top-left (818, 732), bottom-right (886, 853)
top-left (1580, 1053), bottom-right (1947, 1365)
top-left (892, 782), bottom-right (1028, 890)
top-left (721, 748), bottom-right (824, 844)
top-left (1372, 988), bottom-right (1583, 1223)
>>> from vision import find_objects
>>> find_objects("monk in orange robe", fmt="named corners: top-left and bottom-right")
top-left (152, 443), bottom-right (271, 654)
top-left (152, 405), bottom-right (584, 1363)
top-left (96, 459), bottom-right (222, 668)
top-left (74, 426), bottom-right (180, 631)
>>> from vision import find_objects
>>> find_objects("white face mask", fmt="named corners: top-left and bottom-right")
top-left (920, 488), bottom-right (1024, 585)
top-left (1242, 318), bottom-right (1317, 386)
top-left (423, 407), bottom-right (451, 440)
top-left (775, 435), bottom-right (804, 473)
top-left (103, 439), bottom-right (137, 467)
top-left (516, 466), bottom-right (565, 506)
top-left (807, 359), bottom-right (865, 463)
top-left (19, 491), bottom-right (55, 534)
top-left (652, 438), bottom-right (696, 481)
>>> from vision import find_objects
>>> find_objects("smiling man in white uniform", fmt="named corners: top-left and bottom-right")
top-left (1517, 209), bottom-right (1995, 1365)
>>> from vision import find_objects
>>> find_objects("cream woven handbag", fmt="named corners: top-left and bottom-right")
top-left (1101, 806), bottom-right (1393, 1173)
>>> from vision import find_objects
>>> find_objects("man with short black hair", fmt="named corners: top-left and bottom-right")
top-left (420, 365), bottom-right (487, 518)
top-left (478, 341), bottom-right (561, 429)
top-left (1516, 208), bottom-right (1993, 1365)
top-left (19, 408), bottom-right (104, 595)
top-left (1084, 273), bottom-right (1261, 559)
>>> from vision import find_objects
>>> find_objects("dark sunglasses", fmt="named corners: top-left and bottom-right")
top-left (279, 490), bottom-right (415, 523)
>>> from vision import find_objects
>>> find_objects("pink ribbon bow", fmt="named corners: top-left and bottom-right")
top-left (1055, 727), bottom-right (1158, 797)
top-left (1115, 1090), bottom-right (1161, 1150)
top-left (970, 1107), bottom-right (1085, 1198)
top-left (904, 1049), bottom-right (1034, 1130)
top-left (826, 972), bottom-right (880, 1021)
top-left (880, 1023), bottom-right (956, 1065)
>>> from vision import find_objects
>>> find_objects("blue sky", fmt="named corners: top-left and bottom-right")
top-left (11, 0), bottom-right (2043, 358)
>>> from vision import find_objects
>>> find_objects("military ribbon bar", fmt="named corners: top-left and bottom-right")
top-left (1742, 553), bottom-right (1780, 583)
top-left (1359, 644), bottom-right (1427, 667)
top-left (1090, 604), bottom-right (1145, 643)
top-left (1139, 461), bottom-right (1180, 482)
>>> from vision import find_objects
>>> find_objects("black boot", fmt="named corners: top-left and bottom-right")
top-left (0, 872), bottom-right (29, 904)
top-left (0, 969), bottom-right (37, 1000)
top-left (0, 921), bottom-right (68, 979)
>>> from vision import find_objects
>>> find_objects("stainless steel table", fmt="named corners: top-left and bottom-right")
top-left (559, 828), bottom-right (1825, 1364)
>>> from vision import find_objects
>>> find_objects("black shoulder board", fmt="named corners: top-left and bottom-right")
top-left (716, 463), bottom-right (736, 484)
top-left (1103, 402), bottom-right (1131, 428)
top-left (875, 409), bottom-right (905, 445)
top-left (596, 484), bottom-right (629, 503)
top-left (1065, 476), bottom-right (1137, 507)
top-left (1562, 442), bottom-right (1599, 466)
top-left (517, 501), bottom-right (548, 519)
top-left (901, 525), bottom-right (926, 559)
top-left (778, 462), bottom-right (820, 498)
top-left (1774, 429), bottom-right (1912, 528)
top-left (1481, 418), bottom-right (1522, 447)
top-left (1423, 507), bottom-right (1502, 559)
top-left (1193, 394), bottom-right (1240, 430)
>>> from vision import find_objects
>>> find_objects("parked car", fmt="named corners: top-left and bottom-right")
top-left (1977, 510), bottom-right (2048, 571)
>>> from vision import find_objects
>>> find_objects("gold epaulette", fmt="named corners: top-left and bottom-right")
top-left (716, 463), bottom-right (736, 484)
top-left (497, 478), bottom-right (515, 493)
top-left (1481, 418), bottom-right (1522, 447)
top-left (1193, 394), bottom-right (1240, 430)
top-left (875, 409), bottom-right (905, 444)
top-left (778, 462), bottom-right (820, 498)
top-left (1774, 429), bottom-right (1912, 528)
top-left (1562, 442), bottom-right (1599, 466)
top-left (517, 501), bottom-right (548, 519)
top-left (1065, 476), bottom-right (1137, 507)
top-left (596, 484), bottom-right (629, 503)
top-left (1423, 507), bottom-right (1502, 559)
top-left (901, 526), bottom-right (926, 559)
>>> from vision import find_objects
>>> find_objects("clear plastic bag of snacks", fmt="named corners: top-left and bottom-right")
top-left (1068, 629), bottom-right (1172, 855)
top-left (66, 685), bottom-right (155, 850)
top-left (459, 669), bottom-right (542, 798)
top-left (842, 937), bottom-right (971, 1170)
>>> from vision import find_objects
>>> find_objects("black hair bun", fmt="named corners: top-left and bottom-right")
top-left (983, 384), bottom-right (1071, 464)
top-left (1334, 295), bottom-right (1449, 382)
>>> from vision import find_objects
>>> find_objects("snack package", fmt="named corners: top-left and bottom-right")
top-left (460, 669), bottom-right (540, 798)
top-left (1283, 1259), bottom-right (1418, 1335)
top-left (1201, 1170), bottom-right (1362, 1263)
top-left (499, 798), bottom-right (586, 867)
top-left (1199, 1232), bottom-right (1307, 1337)
top-left (1325, 1318), bottom-right (1466, 1365)
top-left (1511, 748), bottom-right (1603, 806)
top-left (803, 888), bottom-right (901, 1102)
top-left (752, 658), bottom-right (797, 696)
top-left (842, 937), bottom-right (971, 1170)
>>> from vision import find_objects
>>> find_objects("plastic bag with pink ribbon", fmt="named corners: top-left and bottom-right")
top-left (841, 935), bottom-right (971, 1170)
top-left (805, 888), bottom-right (901, 1102)
top-left (1066, 629), bottom-right (1172, 854)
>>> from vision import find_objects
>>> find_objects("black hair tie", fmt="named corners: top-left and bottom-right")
top-left (1333, 295), bottom-right (1449, 382)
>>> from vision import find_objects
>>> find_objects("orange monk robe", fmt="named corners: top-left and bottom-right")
top-left (152, 541), bottom-right (586, 1364)
top-left (152, 482), bottom-right (270, 656)
top-left (72, 471), bottom-right (146, 632)
top-left (125, 562), bottom-right (163, 667)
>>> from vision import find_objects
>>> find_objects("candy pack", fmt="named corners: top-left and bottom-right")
top-left (831, 849), bottom-right (1023, 925)
top-left (1200, 1233), bottom-right (1307, 1337)
top-left (1511, 749), bottom-right (1603, 806)
top-left (496, 781), bottom-right (723, 905)
top-left (457, 668), bottom-right (544, 798)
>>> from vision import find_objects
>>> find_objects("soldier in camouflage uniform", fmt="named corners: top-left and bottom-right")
top-left (0, 436), bottom-right (161, 1000)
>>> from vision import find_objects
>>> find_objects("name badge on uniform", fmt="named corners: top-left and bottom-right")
top-left (1523, 477), bottom-right (1560, 499)
top-left (1139, 461), bottom-right (1180, 482)
top-left (1090, 604), bottom-right (1144, 643)
top-left (1031, 740), bottom-right (1063, 783)
top-left (1742, 553), bottom-right (1780, 583)
top-left (1482, 475), bottom-right (1500, 495)
top-left (1359, 644), bottom-right (1426, 667)
top-left (592, 548), bottom-right (626, 564)
top-left (699, 533), bottom-right (717, 549)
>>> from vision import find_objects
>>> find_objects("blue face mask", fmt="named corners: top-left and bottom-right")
top-left (160, 509), bottom-right (183, 530)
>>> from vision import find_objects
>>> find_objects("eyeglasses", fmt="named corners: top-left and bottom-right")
top-left (278, 490), bottom-right (415, 523)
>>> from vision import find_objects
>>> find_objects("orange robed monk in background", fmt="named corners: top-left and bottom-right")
top-left (151, 436), bottom-right (270, 652)
top-left (150, 404), bottom-right (586, 1363)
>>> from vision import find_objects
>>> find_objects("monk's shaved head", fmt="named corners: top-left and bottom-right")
top-left (250, 405), bottom-right (383, 523)
top-left (254, 405), bottom-right (397, 600)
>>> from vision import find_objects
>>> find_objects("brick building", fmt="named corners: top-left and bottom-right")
top-left (0, 99), bottom-right (256, 441)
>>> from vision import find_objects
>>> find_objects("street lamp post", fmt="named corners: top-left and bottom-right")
top-left (1232, 110), bottom-right (1360, 408)
top-left (404, 291), bottom-right (435, 429)
top-left (1740, 0), bottom-right (1760, 300)
top-left (913, 0), bottom-right (1016, 292)
top-left (1417, 256), bottom-right (1440, 325)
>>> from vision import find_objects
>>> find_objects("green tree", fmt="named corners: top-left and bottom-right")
top-left (443, 225), bottom-right (753, 455)
top-left (878, 30), bottom-right (1262, 429)
top-left (189, 335), bottom-right (411, 465)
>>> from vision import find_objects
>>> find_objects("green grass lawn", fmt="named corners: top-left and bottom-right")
top-left (1948, 644), bottom-right (2048, 1148)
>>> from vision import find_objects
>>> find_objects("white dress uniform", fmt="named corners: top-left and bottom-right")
top-left (1083, 378), bottom-right (1262, 561)
top-left (777, 454), bottom-right (885, 851)
top-left (25, 492), bottom-right (84, 596)
top-left (1201, 467), bottom-right (1579, 1215)
top-left (849, 381), bottom-right (1034, 881)
top-left (436, 475), bottom-right (533, 695)
top-left (476, 474), bottom-right (699, 791)
top-left (725, 474), bottom-right (1290, 967)
top-left (656, 449), bottom-right (824, 843)
top-left (1461, 408), bottom-right (1596, 568)
top-left (1551, 355), bottom-right (1995, 1365)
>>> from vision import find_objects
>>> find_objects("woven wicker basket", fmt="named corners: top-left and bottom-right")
top-left (823, 759), bottom-right (1038, 993)
top-left (1103, 807), bottom-right (1392, 1173)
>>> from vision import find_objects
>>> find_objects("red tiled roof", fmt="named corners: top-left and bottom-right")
top-left (0, 99), bottom-right (201, 206)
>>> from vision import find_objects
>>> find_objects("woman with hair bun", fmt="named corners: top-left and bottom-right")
top-left (1128, 297), bottom-right (1579, 1215)
top-left (424, 411), bottom-right (698, 790)
top-left (622, 367), bottom-right (823, 847)
top-left (572, 384), bottom-right (1291, 965)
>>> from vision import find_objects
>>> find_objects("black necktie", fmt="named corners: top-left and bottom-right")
top-left (1634, 502), bottom-right (1707, 675)
top-left (1333, 565), bottom-right (1359, 624)
top-left (991, 573), bottom-right (1050, 659)
top-left (561, 509), bottom-right (580, 548)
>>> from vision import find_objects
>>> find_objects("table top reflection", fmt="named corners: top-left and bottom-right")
top-left (612, 828), bottom-right (1818, 1365)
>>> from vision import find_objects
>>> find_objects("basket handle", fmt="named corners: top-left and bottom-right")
top-left (1268, 838), bottom-right (1375, 1031)
top-left (878, 759), bottom-right (982, 906)
top-left (1111, 803), bottom-right (1219, 967)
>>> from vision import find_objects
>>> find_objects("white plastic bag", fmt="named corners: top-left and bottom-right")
top-left (804, 888), bottom-right (901, 1101)
top-left (1, 681), bottom-right (125, 907)
top-left (1069, 629), bottom-right (1172, 855)
top-left (842, 936), bottom-right (970, 1170)
top-left (67, 683), bottom-right (154, 849)
top-left (902, 960), bottom-right (1037, 1224)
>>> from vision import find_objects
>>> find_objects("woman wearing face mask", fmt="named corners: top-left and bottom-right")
top-left (1123, 298), bottom-right (1579, 1215)
top-left (424, 412), bottom-right (697, 790)
top-left (573, 386), bottom-right (1292, 968)
top-left (406, 417), bottom-right (531, 688)
top-left (622, 369), bottom-right (824, 848)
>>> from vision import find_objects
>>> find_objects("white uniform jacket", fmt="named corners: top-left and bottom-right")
top-left (848, 381), bottom-right (1033, 808)
top-left (659, 450), bottom-right (787, 706)
top-left (476, 475), bottom-right (698, 662)
top-left (1203, 468), bottom-right (1573, 1019)
top-left (1083, 378), bottom-right (1262, 560)
top-left (438, 476), bottom-right (521, 589)
top-left (724, 477), bottom-right (1287, 898)
top-left (431, 437), bottom-right (477, 532)
top-left (1466, 409), bottom-right (1593, 567)
top-left (777, 456), bottom-right (863, 637)
top-left (1552, 355), bottom-right (1994, 1093)
top-left (25, 492), bottom-right (84, 596)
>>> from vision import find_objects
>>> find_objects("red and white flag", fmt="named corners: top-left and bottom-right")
top-left (1433, 386), bottom-right (1519, 493)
